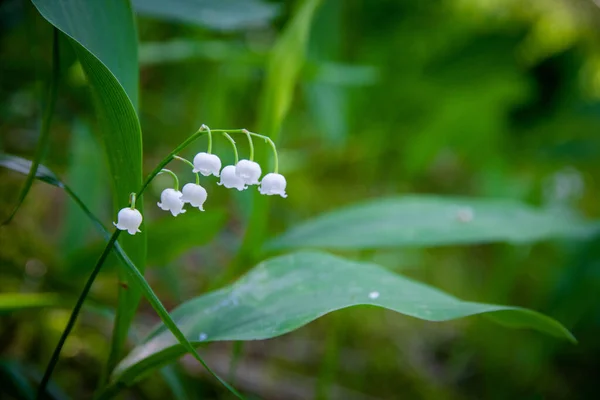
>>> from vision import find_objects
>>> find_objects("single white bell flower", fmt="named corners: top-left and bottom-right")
top-left (113, 207), bottom-right (143, 235)
top-left (235, 159), bottom-right (261, 185)
top-left (181, 183), bottom-right (207, 211)
top-left (259, 173), bottom-right (288, 198)
top-left (192, 152), bottom-right (221, 177)
top-left (157, 188), bottom-right (186, 216)
top-left (218, 165), bottom-right (247, 191)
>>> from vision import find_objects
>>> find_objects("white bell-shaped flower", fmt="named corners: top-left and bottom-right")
top-left (157, 188), bottom-right (186, 216)
top-left (113, 207), bottom-right (143, 235)
top-left (181, 183), bottom-right (207, 211)
top-left (259, 173), bottom-right (288, 198)
top-left (218, 165), bottom-right (247, 191)
top-left (192, 152), bottom-right (221, 177)
top-left (235, 159), bottom-right (261, 185)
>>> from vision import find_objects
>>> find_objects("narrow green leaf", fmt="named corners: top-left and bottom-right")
top-left (0, 293), bottom-right (59, 312)
top-left (31, 0), bottom-right (147, 374)
top-left (132, 0), bottom-right (279, 31)
top-left (2, 28), bottom-right (59, 225)
top-left (114, 251), bottom-right (574, 386)
top-left (267, 196), bottom-right (599, 250)
top-left (236, 0), bottom-right (322, 267)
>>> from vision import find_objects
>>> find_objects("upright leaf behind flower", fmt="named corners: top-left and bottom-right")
top-left (31, 0), bottom-right (146, 375)
top-left (237, 0), bottom-right (322, 267)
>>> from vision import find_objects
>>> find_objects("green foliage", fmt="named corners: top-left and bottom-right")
top-left (132, 0), bottom-right (280, 31)
top-left (0, 293), bottom-right (59, 312)
top-left (113, 251), bottom-right (573, 387)
top-left (2, 0), bottom-right (600, 399)
top-left (268, 196), bottom-right (599, 250)
top-left (31, 0), bottom-right (147, 373)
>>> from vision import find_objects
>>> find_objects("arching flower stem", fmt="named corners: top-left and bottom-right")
top-left (221, 132), bottom-right (239, 164)
top-left (206, 125), bottom-right (213, 154)
top-left (242, 129), bottom-right (255, 161)
top-left (129, 192), bottom-right (137, 209)
top-left (158, 169), bottom-right (180, 191)
top-left (174, 155), bottom-right (200, 185)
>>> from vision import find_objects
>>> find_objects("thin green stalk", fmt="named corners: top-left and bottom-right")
top-left (207, 126), bottom-right (213, 154)
top-left (3, 28), bottom-right (59, 225)
top-left (243, 129), bottom-right (254, 161)
top-left (37, 231), bottom-right (121, 399)
top-left (39, 126), bottom-right (212, 398)
top-left (221, 133), bottom-right (239, 164)
top-left (245, 131), bottom-right (279, 173)
top-left (228, 341), bottom-right (244, 384)
top-left (158, 169), bottom-right (180, 191)
top-left (174, 156), bottom-right (199, 185)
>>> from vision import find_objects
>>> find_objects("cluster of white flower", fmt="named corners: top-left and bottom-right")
top-left (113, 128), bottom-right (287, 235)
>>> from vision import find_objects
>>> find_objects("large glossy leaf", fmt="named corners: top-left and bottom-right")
top-left (113, 251), bottom-right (573, 386)
top-left (31, 0), bottom-right (146, 372)
top-left (132, 0), bottom-right (279, 31)
top-left (267, 196), bottom-right (599, 250)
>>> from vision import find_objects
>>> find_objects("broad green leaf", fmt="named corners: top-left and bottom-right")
top-left (267, 196), bottom-right (599, 250)
top-left (0, 293), bottom-right (59, 312)
top-left (31, 0), bottom-right (146, 373)
top-left (132, 0), bottom-right (279, 31)
top-left (113, 251), bottom-right (574, 386)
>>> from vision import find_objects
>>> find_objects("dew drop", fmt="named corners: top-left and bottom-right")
top-left (456, 207), bottom-right (474, 223)
top-left (198, 332), bottom-right (208, 341)
top-left (368, 291), bottom-right (380, 300)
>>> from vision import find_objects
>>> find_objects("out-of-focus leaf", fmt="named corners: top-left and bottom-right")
top-left (132, 0), bottom-right (279, 31)
top-left (267, 196), bottom-right (599, 251)
top-left (0, 293), bottom-right (59, 312)
top-left (148, 211), bottom-right (227, 265)
top-left (237, 0), bottom-right (322, 267)
top-left (113, 251), bottom-right (574, 385)
top-left (0, 154), bottom-right (62, 187)
top-left (0, 360), bottom-right (34, 400)
top-left (31, 0), bottom-right (146, 373)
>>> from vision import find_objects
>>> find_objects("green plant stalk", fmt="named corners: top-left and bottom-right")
top-left (39, 127), bottom-right (244, 399)
top-left (158, 169), bottom-right (180, 191)
top-left (244, 129), bottom-right (255, 161)
top-left (221, 132), bottom-right (239, 164)
top-left (173, 156), bottom-right (199, 185)
top-left (3, 28), bottom-right (59, 225)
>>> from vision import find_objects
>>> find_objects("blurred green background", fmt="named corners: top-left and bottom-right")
top-left (2, 0), bottom-right (600, 399)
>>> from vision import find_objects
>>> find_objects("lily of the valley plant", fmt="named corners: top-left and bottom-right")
top-left (113, 126), bottom-right (286, 235)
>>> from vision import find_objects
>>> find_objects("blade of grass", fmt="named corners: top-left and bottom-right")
top-left (233, 0), bottom-right (322, 270)
top-left (2, 28), bottom-right (59, 225)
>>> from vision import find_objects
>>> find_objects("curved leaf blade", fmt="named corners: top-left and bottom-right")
top-left (31, 0), bottom-right (146, 373)
top-left (114, 251), bottom-right (574, 385)
top-left (267, 196), bottom-right (599, 250)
